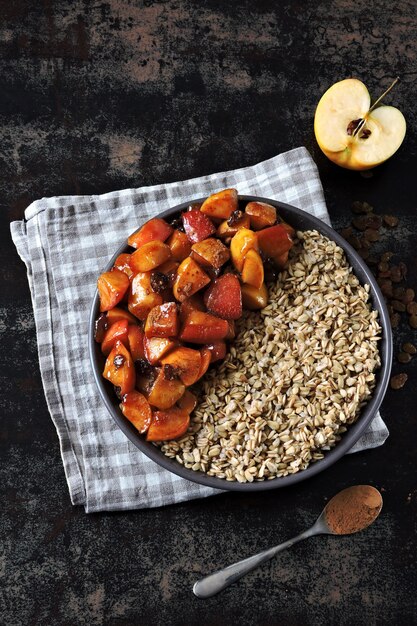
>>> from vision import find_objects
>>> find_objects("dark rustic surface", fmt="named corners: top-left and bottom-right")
top-left (1, 1), bottom-right (417, 624)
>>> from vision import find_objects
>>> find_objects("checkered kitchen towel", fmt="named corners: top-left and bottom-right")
top-left (10, 147), bottom-right (389, 512)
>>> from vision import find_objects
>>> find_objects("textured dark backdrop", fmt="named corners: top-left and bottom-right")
top-left (1, 1), bottom-right (416, 625)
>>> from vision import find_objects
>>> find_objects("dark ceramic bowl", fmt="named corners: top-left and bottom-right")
top-left (88, 196), bottom-right (392, 491)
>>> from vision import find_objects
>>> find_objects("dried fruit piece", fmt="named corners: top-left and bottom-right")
top-left (402, 342), bottom-right (416, 355)
top-left (120, 391), bottom-right (152, 433)
top-left (409, 315), bottom-right (417, 329)
top-left (230, 227), bottom-right (259, 271)
top-left (97, 270), bottom-right (130, 312)
top-left (390, 266), bottom-right (402, 283)
top-left (217, 213), bottom-right (251, 238)
top-left (94, 312), bottom-right (108, 343)
top-left (103, 341), bottom-right (135, 396)
top-left (146, 407), bottom-right (190, 441)
top-left (173, 257), bottom-right (211, 302)
top-left (390, 373), bottom-right (408, 390)
top-left (130, 241), bottom-right (172, 273)
top-left (398, 351), bottom-right (412, 364)
top-left (241, 249), bottom-right (264, 289)
top-left (182, 209), bottom-right (216, 243)
top-left (383, 215), bottom-right (399, 228)
top-left (145, 302), bottom-right (179, 338)
top-left (161, 346), bottom-right (202, 385)
top-left (390, 313), bottom-right (400, 328)
top-left (200, 188), bottom-right (238, 220)
top-left (245, 201), bottom-right (277, 230)
top-left (166, 229), bottom-right (192, 262)
top-left (147, 368), bottom-right (186, 409)
top-left (407, 302), bottom-right (417, 315)
top-left (392, 300), bottom-right (406, 312)
top-left (190, 238), bottom-right (230, 269)
top-left (241, 282), bottom-right (268, 310)
top-left (204, 274), bottom-right (242, 320)
top-left (378, 280), bottom-right (393, 299)
top-left (364, 228), bottom-right (380, 242)
top-left (143, 337), bottom-right (177, 365)
top-left (180, 311), bottom-right (229, 343)
top-left (149, 271), bottom-right (170, 294)
top-left (128, 218), bottom-right (172, 249)
top-left (128, 272), bottom-right (163, 321)
top-left (101, 319), bottom-right (129, 356)
top-left (403, 289), bottom-right (415, 304)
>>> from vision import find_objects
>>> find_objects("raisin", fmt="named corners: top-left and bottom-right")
top-left (381, 252), bottom-right (394, 263)
top-left (390, 266), bottom-right (402, 283)
top-left (383, 215), bottom-right (399, 228)
top-left (402, 342), bottom-right (417, 355)
top-left (392, 300), bottom-right (406, 312)
top-left (390, 313), bottom-right (400, 328)
top-left (398, 262), bottom-right (408, 280)
top-left (340, 227), bottom-right (353, 239)
top-left (398, 351), bottom-right (411, 364)
top-left (163, 364), bottom-right (181, 380)
top-left (150, 271), bottom-right (170, 293)
top-left (407, 302), bottom-right (417, 315)
top-left (378, 261), bottom-right (389, 273)
top-left (351, 201), bottom-right (373, 214)
top-left (135, 358), bottom-right (152, 375)
top-left (392, 287), bottom-right (406, 300)
top-left (365, 214), bottom-right (382, 230)
top-left (170, 216), bottom-right (185, 232)
top-left (352, 217), bottom-right (368, 231)
top-left (94, 313), bottom-right (108, 343)
top-left (403, 288), bottom-right (415, 304)
top-left (378, 279), bottom-right (393, 298)
top-left (113, 354), bottom-right (125, 368)
top-left (227, 209), bottom-right (244, 226)
top-left (390, 373), bottom-right (408, 390)
top-left (364, 228), bottom-right (380, 242)
top-left (409, 315), bottom-right (417, 329)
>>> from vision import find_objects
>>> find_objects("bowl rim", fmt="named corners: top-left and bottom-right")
top-left (88, 195), bottom-right (392, 491)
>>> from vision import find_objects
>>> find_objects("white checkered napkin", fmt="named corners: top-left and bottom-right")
top-left (10, 147), bottom-right (389, 512)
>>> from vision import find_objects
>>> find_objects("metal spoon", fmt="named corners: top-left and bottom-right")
top-left (193, 485), bottom-right (383, 598)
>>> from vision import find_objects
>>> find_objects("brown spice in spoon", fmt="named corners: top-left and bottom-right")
top-left (325, 485), bottom-right (382, 534)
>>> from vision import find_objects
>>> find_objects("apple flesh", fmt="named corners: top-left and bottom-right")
top-left (314, 78), bottom-right (406, 170)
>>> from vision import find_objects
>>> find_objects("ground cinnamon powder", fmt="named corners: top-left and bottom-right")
top-left (325, 485), bottom-right (382, 534)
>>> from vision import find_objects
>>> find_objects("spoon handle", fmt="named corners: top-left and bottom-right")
top-left (193, 527), bottom-right (317, 598)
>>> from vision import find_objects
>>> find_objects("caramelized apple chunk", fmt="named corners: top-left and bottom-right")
top-left (97, 269), bottom-right (130, 312)
top-left (144, 302), bottom-right (179, 338)
top-left (190, 238), bottom-right (230, 270)
top-left (120, 391), bottom-right (152, 434)
top-left (146, 407), bottom-right (190, 441)
top-left (200, 188), bottom-right (238, 220)
top-left (128, 218), bottom-right (172, 249)
top-left (172, 257), bottom-right (211, 302)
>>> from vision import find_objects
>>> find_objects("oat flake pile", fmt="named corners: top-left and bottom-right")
top-left (158, 230), bottom-right (382, 482)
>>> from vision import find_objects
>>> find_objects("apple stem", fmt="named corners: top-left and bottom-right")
top-left (353, 76), bottom-right (400, 137)
top-left (368, 76), bottom-right (400, 114)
